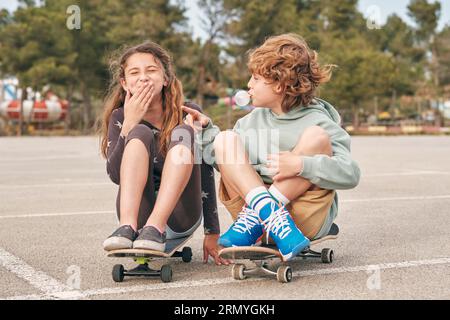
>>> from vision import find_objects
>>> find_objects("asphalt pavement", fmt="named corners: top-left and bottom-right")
top-left (0, 135), bottom-right (449, 300)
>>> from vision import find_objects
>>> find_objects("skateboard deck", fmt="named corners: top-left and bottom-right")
top-left (107, 235), bottom-right (193, 283)
top-left (218, 223), bottom-right (339, 261)
top-left (218, 223), bottom-right (339, 283)
top-left (107, 234), bottom-right (193, 259)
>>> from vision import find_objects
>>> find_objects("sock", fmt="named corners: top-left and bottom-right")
top-left (245, 186), bottom-right (272, 213)
top-left (268, 185), bottom-right (290, 206)
top-left (245, 186), bottom-right (280, 221)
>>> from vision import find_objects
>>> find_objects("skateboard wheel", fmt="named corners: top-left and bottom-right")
top-left (112, 264), bottom-right (125, 283)
top-left (277, 265), bottom-right (292, 283)
top-left (160, 264), bottom-right (173, 283)
top-left (232, 264), bottom-right (246, 280)
top-left (321, 248), bottom-right (333, 263)
top-left (182, 247), bottom-right (192, 263)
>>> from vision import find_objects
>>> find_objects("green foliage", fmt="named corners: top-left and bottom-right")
top-left (219, 0), bottom-right (448, 125)
top-left (435, 26), bottom-right (450, 86)
top-left (0, 0), bottom-right (192, 130)
top-left (0, 0), bottom-right (448, 132)
top-left (408, 0), bottom-right (441, 42)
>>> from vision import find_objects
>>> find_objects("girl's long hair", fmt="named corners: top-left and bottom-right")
top-left (99, 41), bottom-right (184, 158)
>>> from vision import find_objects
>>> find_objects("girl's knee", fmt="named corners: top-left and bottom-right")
top-left (125, 124), bottom-right (155, 155)
top-left (173, 124), bottom-right (195, 137)
top-left (170, 124), bottom-right (195, 152)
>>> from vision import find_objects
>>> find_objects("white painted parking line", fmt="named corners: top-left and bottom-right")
top-left (0, 210), bottom-right (114, 219)
top-left (294, 257), bottom-right (450, 277)
top-left (0, 182), bottom-right (110, 189)
top-left (1, 194), bottom-right (449, 220)
top-left (3, 257), bottom-right (450, 300)
top-left (364, 171), bottom-right (450, 177)
top-left (341, 195), bottom-right (450, 203)
top-left (0, 169), bottom-right (104, 175)
top-left (77, 257), bottom-right (450, 299)
top-left (0, 155), bottom-right (96, 162)
top-left (0, 247), bottom-right (81, 297)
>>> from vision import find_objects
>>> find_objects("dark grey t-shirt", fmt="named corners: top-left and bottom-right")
top-left (105, 103), bottom-right (220, 235)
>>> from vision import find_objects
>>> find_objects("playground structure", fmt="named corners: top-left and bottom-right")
top-left (0, 78), bottom-right (69, 130)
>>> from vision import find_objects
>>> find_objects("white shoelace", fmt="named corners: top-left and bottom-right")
top-left (262, 203), bottom-right (292, 243)
top-left (232, 207), bottom-right (260, 234)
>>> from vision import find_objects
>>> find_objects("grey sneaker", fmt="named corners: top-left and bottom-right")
top-left (103, 225), bottom-right (138, 251)
top-left (133, 226), bottom-right (166, 252)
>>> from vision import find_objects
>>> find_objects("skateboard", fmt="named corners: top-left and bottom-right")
top-left (107, 235), bottom-right (193, 283)
top-left (218, 223), bottom-right (339, 283)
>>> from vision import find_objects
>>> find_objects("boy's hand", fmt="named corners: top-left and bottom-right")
top-left (267, 151), bottom-right (304, 182)
top-left (182, 105), bottom-right (211, 133)
top-left (203, 234), bottom-right (232, 266)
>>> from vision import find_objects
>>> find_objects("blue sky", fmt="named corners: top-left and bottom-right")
top-left (2, 0), bottom-right (449, 40)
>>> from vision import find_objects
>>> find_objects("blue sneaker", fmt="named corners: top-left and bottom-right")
top-left (218, 207), bottom-right (263, 247)
top-left (259, 203), bottom-right (310, 261)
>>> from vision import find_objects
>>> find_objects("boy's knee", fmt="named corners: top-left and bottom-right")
top-left (214, 131), bottom-right (239, 153)
top-left (296, 126), bottom-right (331, 155)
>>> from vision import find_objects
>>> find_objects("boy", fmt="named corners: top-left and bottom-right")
top-left (213, 33), bottom-right (361, 261)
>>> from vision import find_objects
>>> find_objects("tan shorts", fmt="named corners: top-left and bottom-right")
top-left (218, 178), bottom-right (336, 240)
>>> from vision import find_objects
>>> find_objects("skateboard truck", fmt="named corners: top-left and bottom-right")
top-left (231, 247), bottom-right (333, 284)
top-left (299, 247), bottom-right (334, 263)
top-left (220, 223), bottom-right (339, 283)
top-left (112, 258), bottom-right (173, 283)
top-left (232, 261), bottom-right (294, 283)
top-left (108, 237), bottom-right (193, 283)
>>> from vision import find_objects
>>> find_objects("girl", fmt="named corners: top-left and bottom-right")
top-left (99, 41), bottom-right (228, 265)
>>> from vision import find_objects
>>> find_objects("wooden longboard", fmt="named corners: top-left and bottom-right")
top-left (107, 235), bottom-right (192, 259)
top-left (218, 223), bottom-right (339, 261)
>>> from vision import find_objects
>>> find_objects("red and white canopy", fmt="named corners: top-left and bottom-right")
top-left (0, 98), bottom-right (68, 123)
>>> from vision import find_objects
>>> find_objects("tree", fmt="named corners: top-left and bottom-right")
top-left (408, 0), bottom-right (441, 43)
top-left (408, 0), bottom-right (443, 125)
top-left (435, 26), bottom-right (450, 87)
top-left (0, 0), bottom-right (193, 133)
top-left (0, 4), bottom-right (75, 134)
top-left (365, 13), bottom-right (427, 117)
top-left (192, 0), bottom-right (230, 106)
top-left (320, 0), bottom-right (366, 38)
top-left (320, 36), bottom-right (399, 127)
top-left (219, 0), bottom-right (305, 89)
top-left (0, 9), bottom-right (12, 26)
top-left (408, 0), bottom-right (441, 88)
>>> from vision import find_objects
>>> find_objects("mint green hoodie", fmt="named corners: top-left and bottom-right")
top-left (205, 98), bottom-right (360, 239)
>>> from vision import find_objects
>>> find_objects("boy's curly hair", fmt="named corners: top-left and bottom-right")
top-left (248, 33), bottom-right (334, 112)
